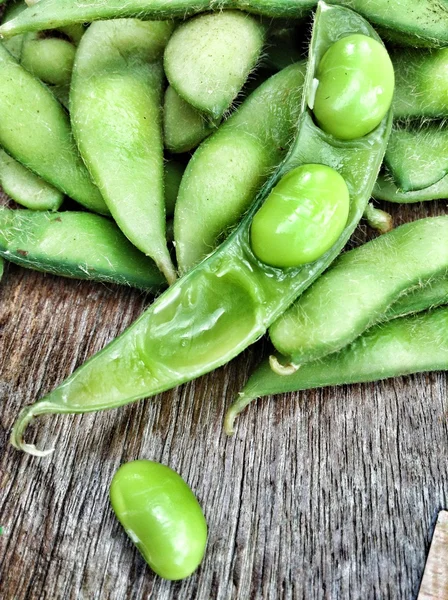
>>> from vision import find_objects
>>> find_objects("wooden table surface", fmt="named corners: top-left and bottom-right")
top-left (1, 190), bottom-right (448, 600)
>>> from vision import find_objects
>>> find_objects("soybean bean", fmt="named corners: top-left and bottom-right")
top-left (0, 43), bottom-right (108, 214)
top-left (2, 0), bottom-right (448, 48)
top-left (70, 19), bottom-right (177, 284)
top-left (269, 217), bottom-right (448, 371)
top-left (110, 460), bottom-right (207, 580)
top-left (250, 164), bottom-right (350, 267)
top-left (0, 207), bottom-right (165, 290)
top-left (0, 148), bottom-right (63, 210)
top-left (174, 62), bottom-right (306, 274)
top-left (9, 2), bottom-right (393, 456)
top-left (164, 11), bottom-right (265, 120)
top-left (225, 307), bottom-right (448, 433)
top-left (313, 34), bottom-right (394, 140)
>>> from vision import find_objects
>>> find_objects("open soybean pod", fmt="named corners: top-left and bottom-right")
top-left (70, 19), bottom-right (177, 285)
top-left (10, 2), bottom-right (393, 457)
top-left (225, 307), bottom-right (448, 434)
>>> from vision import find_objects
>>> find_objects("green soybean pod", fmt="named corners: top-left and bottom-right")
top-left (1, 1), bottom-right (26, 60)
top-left (110, 460), bottom-right (207, 580)
top-left (0, 148), bottom-right (63, 210)
top-left (384, 121), bottom-right (448, 192)
top-left (0, 43), bottom-right (108, 214)
top-left (393, 48), bottom-right (448, 119)
top-left (9, 2), bottom-right (393, 457)
top-left (373, 170), bottom-right (448, 203)
top-left (71, 19), bottom-right (177, 285)
top-left (385, 278), bottom-right (448, 319)
top-left (21, 36), bottom-right (75, 86)
top-left (0, 207), bottom-right (165, 290)
top-left (164, 11), bottom-right (265, 120)
top-left (3, 0), bottom-right (448, 48)
top-left (163, 85), bottom-right (217, 154)
top-left (0, 0), bottom-right (315, 38)
top-left (225, 307), bottom-right (448, 434)
top-left (174, 62), bottom-right (307, 275)
top-left (269, 217), bottom-right (448, 371)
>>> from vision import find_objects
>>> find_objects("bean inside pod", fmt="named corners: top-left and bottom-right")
top-left (250, 164), bottom-right (350, 268)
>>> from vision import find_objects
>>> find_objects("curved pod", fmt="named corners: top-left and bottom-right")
top-left (71, 19), bottom-right (176, 284)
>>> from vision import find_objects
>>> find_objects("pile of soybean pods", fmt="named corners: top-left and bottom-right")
top-left (1, 0), bottom-right (448, 580)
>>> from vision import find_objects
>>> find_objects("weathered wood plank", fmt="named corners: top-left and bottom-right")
top-left (418, 511), bottom-right (448, 600)
top-left (1, 196), bottom-right (448, 599)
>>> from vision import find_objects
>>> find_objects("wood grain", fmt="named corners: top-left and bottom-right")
top-left (1, 192), bottom-right (448, 600)
top-left (418, 511), bottom-right (448, 600)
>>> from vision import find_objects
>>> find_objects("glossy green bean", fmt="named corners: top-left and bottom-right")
top-left (70, 19), bottom-right (176, 284)
top-left (174, 62), bottom-right (306, 275)
top-left (164, 11), bottom-right (265, 120)
top-left (2, 0), bottom-right (448, 47)
top-left (270, 217), bottom-right (448, 370)
top-left (373, 170), bottom-right (448, 203)
top-left (110, 460), bottom-right (207, 580)
top-left (163, 85), bottom-right (216, 154)
top-left (0, 148), bottom-right (63, 210)
top-left (0, 207), bottom-right (164, 289)
top-left (9, 2), bottom-right (392, 456)
top-left (0, 43), bottom-right (108, 214)
top-left (225, 307), bottom-right (448, 434)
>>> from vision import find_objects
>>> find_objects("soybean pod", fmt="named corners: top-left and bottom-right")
top-left (2, 0), bottom-right (448, 47)
top-left (0, 148), bottom-right (63, 210)
top-left (163, 86), bottom-right (217, 154)
top-left (10, 2), bottom-right (393, 456)
top-left (174, 62), bottom-right (307, 275)
top-left (385, 278), bottom-right (448, 319)
top-left (0, 207), bottom-right (165, 290)
top-left (373, 170), bottom-right (448, 203)
top-left (226, 307), bottom-right (448, 434)
top-left (164, 11), bottom-right (265, 120)
top-left (269, 218), bottom-right (448, 371)
top-left (385, 121), bottom-right (448, 192)
top-left (0, 43), bottom-right (108, 214)
top-left (393, 48), bottom-right (448, 119)
top-left (70, 19), bottom-right (177, 284)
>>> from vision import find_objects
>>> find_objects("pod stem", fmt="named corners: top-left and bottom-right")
top-left (224, 392), bottom-right (258, 436)
top-left (269, 354), bottom-right (300, 376)
top-left (10, 402), bottom-right (56, 457)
